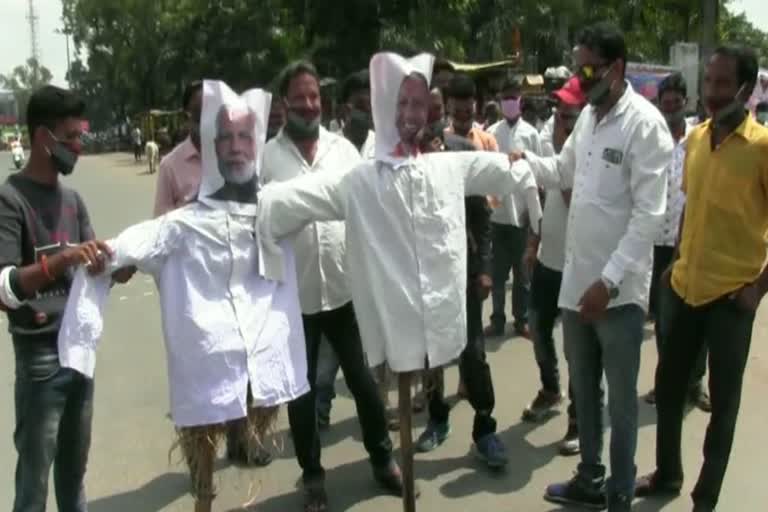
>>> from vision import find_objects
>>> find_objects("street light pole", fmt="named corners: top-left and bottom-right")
top-left (55, 28), bottom-right (72, 87)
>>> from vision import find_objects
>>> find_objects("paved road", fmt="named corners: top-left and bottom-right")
top-left (1, 152), bottom-right (766, 511)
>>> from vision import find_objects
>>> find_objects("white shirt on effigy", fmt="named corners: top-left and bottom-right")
top-left (257, 151), bottom-right (540, 373)
top-left (262, 127), bottom-right (361, 314)
top-left (488, 118), bottom-right (544, 226)
top-left (526, 83), bottom-right (674, 312)
top-left (57, 203), bottom-right (309, 427)
top-left (655, 124), bottom-right (692, 247)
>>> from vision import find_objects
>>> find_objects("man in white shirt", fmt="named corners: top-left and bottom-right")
top-left (257, 51), bottom-right (541, 476)
top-left (132, 126), bottom-right (142, 162)
top-left (261, 61), bottom-right (399, 512)
top-left (522, 76), bottom-right (585, 457)
top-left (311, 69), bottom-right (382, 429)
top-left (486, 77), bottom-right (544, 338)
top-left (643, 73), bottom-right (710, 411)
top-left (520, 23), bottom-right (674, 511)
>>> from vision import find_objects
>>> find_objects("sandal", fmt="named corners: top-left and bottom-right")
top-left (303, 480), bottom-right (328, 512)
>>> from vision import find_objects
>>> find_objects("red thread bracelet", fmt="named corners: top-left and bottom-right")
top-left (40, 255), bottom-right (55, 282)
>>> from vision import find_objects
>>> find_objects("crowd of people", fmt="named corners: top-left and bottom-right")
top-left (1, 20), bottom-right (767, 512)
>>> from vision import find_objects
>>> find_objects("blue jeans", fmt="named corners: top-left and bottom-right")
top-left (562, 305), bottom-right (644, 500)
top-left (13, 337), bottom-right (93, 512)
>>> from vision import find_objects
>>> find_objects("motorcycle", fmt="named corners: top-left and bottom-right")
top-left (11, 146), bottom-right (24, 170)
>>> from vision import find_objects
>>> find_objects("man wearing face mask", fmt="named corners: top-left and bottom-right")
top-left (154, 81), bottom-right (204, 216)
top-left (636, 46), bottom-right (768, 512)
top-left (521, 76), bottom-right (584, 456)
top-left (0, 86), bottom-right (129, 512)
top-left (340, 69), bottom-right (376, 159)
top-left (486, 77), bottom-right (543, 339)
top-left (261, 61), bottom-right (401, 512)
top-left (314, 69), bottom-right (384, 430)
top-left (748, 70), bottom-right (768, 113)
top-left (445, 73), bottom-right (499, 152)
top-left (517, 23), bottom-right (674, 510)
top-left (643, 73), bottom-right (711, 412)
top-left (756, 101), bottom-right (768, 126)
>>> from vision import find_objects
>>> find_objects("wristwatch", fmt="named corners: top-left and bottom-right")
top-left (601, 276), bottom-right (620, 300)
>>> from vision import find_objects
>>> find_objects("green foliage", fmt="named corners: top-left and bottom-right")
top-left (0, 58), bottom-right (54, 124)
top-left (54, 0), bottom-right (767, 129)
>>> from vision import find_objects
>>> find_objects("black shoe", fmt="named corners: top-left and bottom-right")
top-left (522, 389), bottom-right (564, 422)
top-left (226, 442), bottom-right (273, 467)
top-left (635, 471), bottom-right (683, 497)
top-left (559, 421), bottom-right (580, 456)
top-left (317, 412), bottom-right (331, 431)
top-left (644, 388), bottom-right (657, 404)
top-left (688, 385), bottom-right (712, 413)
top-left (483, 324), bottom-right (505, 338)
top-left (544, 473), bottom-right (607, 510)
top-left (372, 459), bottom-right (420, 498)
top-left (692, 505), bottom-right (716, 512)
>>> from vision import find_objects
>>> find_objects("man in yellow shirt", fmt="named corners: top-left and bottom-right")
top-left (636, 45), bottom-right (768, 512)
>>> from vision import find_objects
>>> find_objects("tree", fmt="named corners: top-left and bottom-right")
top-left (0, 58), bottom-right (53, 124)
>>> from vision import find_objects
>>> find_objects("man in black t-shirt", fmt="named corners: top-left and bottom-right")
top-left (0, 86), bottom-right (128, 512)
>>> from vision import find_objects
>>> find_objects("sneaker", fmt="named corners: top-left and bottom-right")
top-left (688, 385), bottom-right (712, 413)
top-left (634, 471), bottom-right (683, 498)
top-left (474, 432), bottom-right (508, 469)
top-left (372, 459), bottom-right (420, 497)
top-left (559, 421), bottom-right (580, 456)
top-left (415, 421), bottom-right (450, 453)
top-left (522, 389), bottom-right (564, 422)
top-left (644, 389), bottom-right (657, 404)
top-left (544, 473), bottom-right (607, 510)
top-left (483, 324), bottom-right (505, 337)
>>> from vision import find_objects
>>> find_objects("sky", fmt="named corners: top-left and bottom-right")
top-left (0, 0), bottom-right (767, 89)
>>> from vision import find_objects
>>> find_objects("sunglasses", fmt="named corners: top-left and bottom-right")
top-left (576, 63), bottom-right (611, 81)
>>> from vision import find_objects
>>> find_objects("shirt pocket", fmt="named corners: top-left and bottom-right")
top-left (593, 155), bottom-right (628, 202)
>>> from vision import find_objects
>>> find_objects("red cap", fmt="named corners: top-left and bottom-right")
top-left (552, 76), bottom-right (586, 106)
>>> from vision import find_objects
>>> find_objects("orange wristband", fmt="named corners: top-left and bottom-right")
top-left (40, 254), bottom-right (55, 282)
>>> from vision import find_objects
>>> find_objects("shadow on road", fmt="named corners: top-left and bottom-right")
top-left (88, 472), bottom-right (189, 512)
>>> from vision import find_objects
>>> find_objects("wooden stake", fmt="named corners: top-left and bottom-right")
top-left (398, 371), bottom-right (417, 512)
top-left (193, 439), bottom-right (215, 512)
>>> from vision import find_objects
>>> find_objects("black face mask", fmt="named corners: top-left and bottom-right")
top-left (584, 64), bottom-right (616, 107)
top-left (345, 108), bottom-right (371, 143)
top-left (284, 111), bottom-right (320, 141)
top-left (46, 130), bottom-right (79, 175)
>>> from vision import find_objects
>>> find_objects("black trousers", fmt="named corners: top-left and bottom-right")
top-left (287, 302), bottom-right (392, 482)
top-left (490, 223), bottom-right (530, 329)
top-left (529, 261), bottom-right (576, 421)
top-left (427, 286), bottom-right (497, 441)
top-left (651, 245), bottom-right (707, 388)
top-left (655, 284), bottom-right (755, 509)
